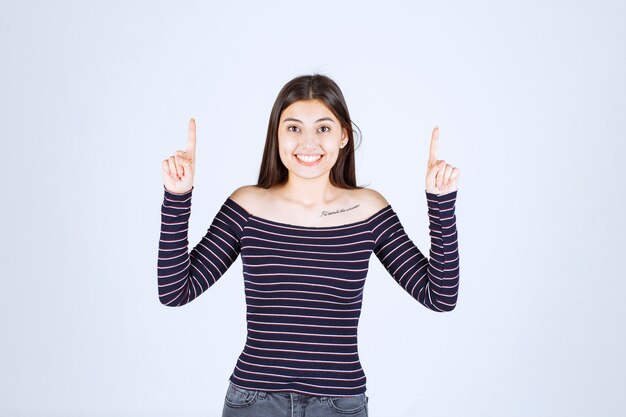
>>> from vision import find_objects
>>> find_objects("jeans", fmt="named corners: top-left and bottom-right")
top-left (221, 381), bottom-right (369, 417)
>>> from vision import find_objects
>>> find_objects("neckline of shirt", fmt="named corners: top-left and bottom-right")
top-left (226, 197), bottom-right (392, 230)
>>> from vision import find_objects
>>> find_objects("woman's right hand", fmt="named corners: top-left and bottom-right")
top-left (162, 118), bottom-right (196, 194)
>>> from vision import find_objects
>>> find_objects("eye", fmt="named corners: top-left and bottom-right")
top-left (319, 125), bottom-right (331, 133)
top-left (287, 125), bottom-right (300, 133)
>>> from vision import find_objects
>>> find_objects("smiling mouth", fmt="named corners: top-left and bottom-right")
top-left (294, 154), bottom-right (323, 165)
top-left (295, 154), bottom-right (322, 161)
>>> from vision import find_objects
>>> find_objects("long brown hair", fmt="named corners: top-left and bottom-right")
top-left (256, 74), bottom-right (367, 190)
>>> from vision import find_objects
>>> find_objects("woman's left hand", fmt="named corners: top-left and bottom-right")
top-left (425, 127), bottom-right (460, 195)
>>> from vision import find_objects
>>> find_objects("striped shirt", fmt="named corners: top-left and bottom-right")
top-left (157, 185), bottom-right (459, 397)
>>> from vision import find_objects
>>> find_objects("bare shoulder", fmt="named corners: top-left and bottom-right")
top-left (229, 185), bottom-right (260, 206)
top-left (356, 187), bottom-right (391, 213)
top-left (230, 185), bottom-right (259, 203)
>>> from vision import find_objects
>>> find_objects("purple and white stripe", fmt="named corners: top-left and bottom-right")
top-left (158, 185), bottom-right (459, 397)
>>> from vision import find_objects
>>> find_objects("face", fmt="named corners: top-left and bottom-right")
top-left (277, 99), bottom-right (348, 180)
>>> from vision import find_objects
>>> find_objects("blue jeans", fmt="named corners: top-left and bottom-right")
top-left (221, 381), bottom-right (370, 417)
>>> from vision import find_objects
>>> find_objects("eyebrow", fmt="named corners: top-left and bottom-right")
top-left (282, 117), bottom-right (336, 124)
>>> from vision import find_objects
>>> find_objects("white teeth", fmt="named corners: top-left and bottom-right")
top-left (296, 154), bottom-right (322, 162)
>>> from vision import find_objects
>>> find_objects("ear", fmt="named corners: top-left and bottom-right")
top-left (340, 128), bottom-right (348, 148)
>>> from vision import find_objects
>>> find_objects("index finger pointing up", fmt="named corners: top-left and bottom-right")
top-left (428, 126), bottom-right (439, 167)
top-left (187, 117), bottom-right (196, 156)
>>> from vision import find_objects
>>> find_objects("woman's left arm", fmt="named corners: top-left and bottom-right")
top-left (372, 127), bottom-right (460, 312)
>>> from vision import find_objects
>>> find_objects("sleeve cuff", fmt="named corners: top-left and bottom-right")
top-left (425, 189), bottom-right (457, 212)
top-left (425, 189), bottom-right (457, 199)
top-left (164, 184), bottom-right (194, 198)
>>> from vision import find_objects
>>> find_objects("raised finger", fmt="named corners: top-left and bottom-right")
top-left (428, 127), bottom-right (439, 168)
top-left (187, 117), bottom-right (196, 157)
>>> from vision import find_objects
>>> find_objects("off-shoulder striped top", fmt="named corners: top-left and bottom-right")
top-left (157, 185), bottom-right (459, 397)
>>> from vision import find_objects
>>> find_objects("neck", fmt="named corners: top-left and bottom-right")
top-left (277, 174), bottom-right (339, 208)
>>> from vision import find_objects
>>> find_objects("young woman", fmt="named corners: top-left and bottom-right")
top-left (158, 74), bottom-right (460, 416)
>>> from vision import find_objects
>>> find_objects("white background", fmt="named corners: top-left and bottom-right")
top-left (1, 1), bottom-right (624, 416)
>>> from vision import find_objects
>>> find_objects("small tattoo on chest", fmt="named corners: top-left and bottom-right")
top-left (319, 204), bottom-right (360, 218)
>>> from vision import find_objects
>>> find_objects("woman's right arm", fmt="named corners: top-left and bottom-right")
top-left (157, 118), bottom-right (244, 306)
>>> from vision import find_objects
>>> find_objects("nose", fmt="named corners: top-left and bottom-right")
top-left (301, 129), bottom-right (320, 148)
